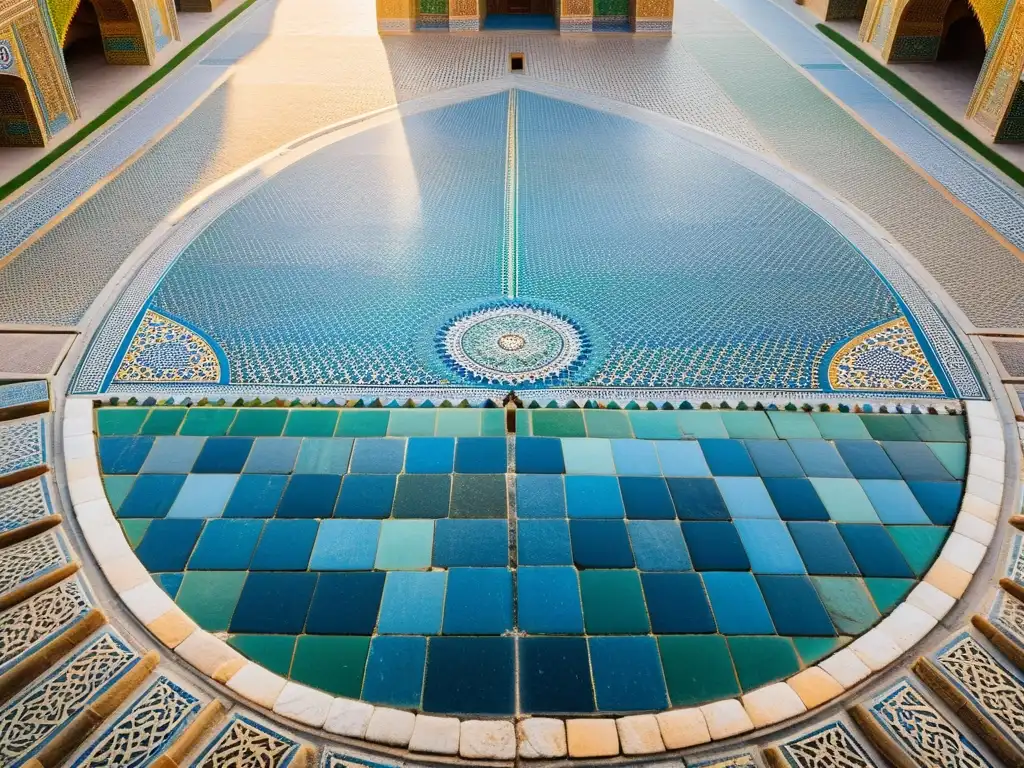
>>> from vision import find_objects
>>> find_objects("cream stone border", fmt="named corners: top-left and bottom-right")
top-left (62, 397), bottom-right (1005, 760)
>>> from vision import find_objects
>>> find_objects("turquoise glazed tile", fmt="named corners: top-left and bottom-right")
top-left (702, 571), bottom-right (775, 634)
top-left (839, 525), bottom-right (914, 578)
top-left (655, 440), bottom-right (710, 476)
top-left (96, 408), bottom-right (148, 436)
top-left (926, 442), bottom-right (967, 479)
top-left (480, 409), bottom-right (506, 436)
top-left (727, 635), bottom-right (800, 691)
top-left (531, 409), bottom-right (586, 437)
top-left (565, 475), bottom-right (624, 518)
top-left (433, 519), bottom-right (508, 567)
top-left (310, 519), bottom-right (380, 570)
top-left (406, 437), bottom-right (455, 473)
top-left (811, 576), bottom-right (880, 634)
top-left (450, 474), bottom-right (507, 518)
top-left (756, 574), bottom-right (835, 635)
top-left (744, 440), bottom-right (804, 478)
top-left (350, 438), bottom-right (406, 474)
top-left (223, 475), bottom-right (286, 518)
top-left (392, 474), bottom-right (451, 518)
top-left (716, 477), bottom-right (779, 518)
top-left (628, 520), bottom-right (691, 570)
top-left (230, 572), bottom-right (316, 633)
top-left (362, 636), bottom-right (426, 708)
top-left (249, 519), bottom-right (317, 570)
top-left (242, 437), bottom-right (300, 473)
top-left (335, 474), bottom-right (396, 519)
top-left (336, 410), bottom-right (390, 437)
top-left (580, 570), bottom-right (649, 633)
top-left (435, 409), bottom-right (482, 437)
top-left (619, 476), bottom-right (675, 519)
top-left (789, 439), bottom-right (852, 478)
top-left (294, 438), bottom-right (353, 474)
top-left (117, 474), bottom-right (186, 518)
top-left (583, 409), bottom-right (633, 438)
top-left (905, 414), bottom-right (966, 442)
top-left (517, 566), bottom-right (584, 633)
top-left (811, 478), bottom-right (880, 523)
top-left (377, 571), bottom-right (446, 633)
top-left (387, 409), bottom-right (437, 436)
top-left (453, 437), bottom-right (505, 473)
top-left (188, 519), bottom-right (263, 570)
top-left (561, 438), bottom-right (616, 474)
top-left (811, 413), bottom-right (872, 440)
top-left (643, 573), bottom-right (715, 633)
top-left (139, 436), bottom-right (204, 474)
top-left (734, 519), bottom-right (805, 574)
top-left (861, 415), bottom-right (918, 441)
top-left (628, 411), bottom-right (681, 439)
top-left (167, 474), bottom-right (238, 518)
top-left (179, 408), bottom-right (236, 437)
top-left (283, 409), bottom-right (340, 437)
top-left (375, 520), bottom-right (434, 569)
top-left (516, 474), bottom-right (566, 518)
top-left (659, 635), bottom-right (739, 705)
top-left (678, 411), bottom-right (728, 438)
top-left (442, 568), bottom-right (513, 634)
top-left (103, 475), bottom-right (135, 512)
top-left (767, 411), bottom-right (821, 439)
top-left (228, 409), bottom-right (288, 437)
top-left (518, 519), bottom-right (572, 565)
top-left (721, 411), bottom-right (776, 439)
top-left (610, 439), bottom-right (661, 475)
top-left (860, 479), bottom-right (931, 524)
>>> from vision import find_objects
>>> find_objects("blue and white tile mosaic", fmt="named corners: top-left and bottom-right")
top-left (0, 529), bottom-right (73, 598)
top-left (0, 575), bottom-right (93, 677)
top-left (0, 380), bottom-right (48, 411)
top-left (0, 417), bottom-right (47, 479)
top-left (0, 475), bottom-right (56, 536)
top-left (190, 714), bottom-right (306, 768)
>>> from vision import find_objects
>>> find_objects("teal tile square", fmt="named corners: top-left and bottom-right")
top-left (678, 412), bottom-right (728, 438)
top-left (531, 410), bottom-right (586, 437)
top-left (104, 475), bottom-right (135, 512)
top-left (140, 436), bottom-right (204, 474)
top-left (767, 412), bottom-right (821, 439)
top-left (284, 409), bottom-right (340, 437)
top-left (905, 414), bottom-right (966, 442)
top-left (720, 411), bottom-right (776, 439)
top-left (336, 410), bottom-right (390, 437)
top-left (481, 410), bottom-right (506, 436)
top-left (436, 409), bottom-right (482, 436)
top-left (584, 410), bottom-right (633, 438)
top-left (378, 571), bottom-right (446, 633)
top-left (310, 519), bottom-right (381, 570)
top-left (243, 438), bottom-right (301, 474)
top-left (860, 479), bottom-right (930, 524)
top-left (811, 413), bottom-right (871, 440)
top-left (167, 474), bottom-right (239, 518)
top-left (611, 439), bottom-right (662, 475)
top-left (655, 441), bottom-right (710, 476)
top-left (387, 409), bottom-right (437, 436)
top-left (628, 411), bottom-right (681, 439)
top-left (562, 438), bottom-right (616, 474)
top-left (179, 409), bottom-right (236, 437)
top-left (927, 442), bottom-right (967, 479)
top-left (375, 520), bottom-right (434, 569)
top-left (715, 477), bottom-right (779, 519)
top-left (96, 408), bottom-right (148, 436)
top-left (140, 409), bottom-right (187, 436)
top-left (229, 409), bottom-right (288, 437)
top-left (811, 478), bottom-right (880, 523)
top-left (294, 438), bottom-right (353, 474)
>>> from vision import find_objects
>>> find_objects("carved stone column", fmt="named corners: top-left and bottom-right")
top-left (968, 0), bottom-right (1024, 141)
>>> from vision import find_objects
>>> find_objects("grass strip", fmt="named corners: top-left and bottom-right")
top-left (816, 23), bottom-right (1024, 188)
top-left (0, 0), bottom-right (259, 204)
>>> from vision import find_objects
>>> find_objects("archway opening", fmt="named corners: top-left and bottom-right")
top-left (483, 0), bottom-right (555, 29)
top-left (938, 0), bottom-right (986, 64)
top-left (62, 1), bottom-right (106, 81)
top-left (0, 73), bottom-right (45, 147)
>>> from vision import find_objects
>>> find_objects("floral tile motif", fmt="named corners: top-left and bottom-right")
top-left (0, 417), bottom-right (47, 479)
top-left (0, 575), bottom-right (93, 676)
top-left (0, 529), bottom-right (73, 598)
top-left (772, 721), bottom-right (878, 767)
top-left (825, 318), bottom-right (942, 394)
top-left (0, 475), bottom-right (55, 536)
top-left (190, 714), bottom-right (305, 768)
top-left (113, 309), bottom-right (225, 385)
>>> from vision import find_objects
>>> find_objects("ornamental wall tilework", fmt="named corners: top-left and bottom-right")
top-left (990, 590), bottom-right (1024, 651)
top-left (0, 629), bottom-right (139, 767)
top-left (114, 309), bottom-right (226, 385)
top-left (0, 528), bottom-right (72, 598)
top-left (770, 721), bottom-right (878, 768)
top-left (70, 675), bottom-right (202, 768)
top-left (190, 714), bottom-right (306, 768)
top-left (824, 318), bottom-right (942, 394)
top-left (0, 416), bottom-right (47, 479)
top-left (0, 380), bottom-right (48, 411)
top-left (859, 678), bottom-right (992, 767)
top-left (691, 752), bottom-right (757, 768)
top-left (0, 475), bottom-right (54, 535)
top-left (0, 574), bottom-right (92, 676)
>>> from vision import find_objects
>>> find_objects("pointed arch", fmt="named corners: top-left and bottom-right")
top-left (0, 72), bottom-right (45, 147)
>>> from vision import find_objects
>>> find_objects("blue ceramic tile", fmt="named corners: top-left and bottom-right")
top-left (756, 574), bottom-right (837, 635)
top-left (908, 481), bottom-right (963, 525)
top-left (167, 474), bottom-right (238, 519)
top-left (562, 438), bottom-right (616, 474)
top-left (433, 519), bottom-right (508, 566)
top-left (642, 572), bottom-right (716, 633)
top-left (309, 519), bottom-right (380, 570)
top-left (243, 438), bottom-right (301, 473)
top-left (294, 438), bottom-right (353, 474)
top-left (350, 438), bottom-right (406, 474)
top-left (334, 474), bottom-right (396, 519)
top-left (570, 519), bottom-right (635, 568)
top-left (222, 474), bottom-right (286, 518)
top-left (422, 637), bottom-right (514, 715)
top-left (812, 478), bottom-right (881, 523)
top-left (517, 567), bottom-right (584, 633)
top-left (156, 572), bottom-right (183, 599)
top-left (838, 524), bottom-right (915, 577)
top-left (701, 571), bottom-right (775, 634)
top-left (698, 439), bottom-right (756, 476)
top-left (668, 478), bottom-right (730, 520)
top-left (716, 477), bottom-right (779, 519)
top-left (881, 442), bottom-right (954, 481)
top-left (682, 522), bottom-right (750, 571)
top-left (861, 479), bottom-right (931, 524)
top-left (249, 519), bottom-right (318, 570)
top-left (565, 476), bottom-right (624, 518)
top-left (515, 437), bottom-right (565, 474)
top-left (787, 521), bottom-right (860, 575)
top-left (443, 568), bottom-right (512, 634)
top-left (188, 519), bottom-right (263, 569)
top-left (734, 519), bottom-right (805, 574)
top-left (455, 437), bottom-right (507, 473)
top-left (139, 437), bottom-right (204, 474)
top-left (306, 572), bottom-right (385, 633)
top-left (362, 636), bottom-right (426, 708)
top-left (377, 571), bottom-right (446, 634)
top-left (230, 572), bottom-right (316, 633)
top-left (789, 439), bottom-right (852, 478)
top-left (393, 474), bottom-right (451, 518)
top-left (192, 438), bottom-right (253, 474)
top-left (406, 437), bottom-right (455, 474)
top-left (589, 636), bottom-right (669, 711)
top-left (375, 520), bottom-right (434, 569)
top-left (744, 440), bottom-right (804, 478)
top-left (276, 474), bottom-right (342, 518)
top-left (117, 474), bottom-right (186, 518)
top-left (628, 521), bottom-right (691, 570)
top-left (518, 519), bottom-right (573, 565)
top-left (619, 476), bottom-right (675, 519)
top-left (516, 475), bottom-right (566, 518)
top-left (833, 440), bottom-right (900, 479)
top-left (610, 439), bottom-right (661, 475)
top-left (519, 637), bottom-right (595, 713)
top-left (135, 519), bottom-right (203, 571)
top-left (655, 441), bottom-right (710, 476)
top-left (763, 477), bottom-right (830, 521)
top-left (98, 436), bottom-right (154, 474)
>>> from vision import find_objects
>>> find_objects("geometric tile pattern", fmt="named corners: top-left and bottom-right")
top-left (0, 476), bottom-right (56, 536)
top-left (189, 714), bottom-right (303, 768)
top-left (99, 406), bottom-right (961, 715)
top-left (990, 591), bottom-right (1024, 655)
top-left (0, 529), bottom-right (73, 598)
top-left (0, 575), bottom-right (92, 677)
top-left (0, 380), bottom-right (48, 411)
top-left (0, 417), bottom-right (47, 479)
top-left (771, 721), bottom-right (878, 767)
top-left (70, 676), bottom-right (202, 768)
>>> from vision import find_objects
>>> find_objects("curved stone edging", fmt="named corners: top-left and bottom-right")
top-left (61, 398), bottom-right (1005, 760)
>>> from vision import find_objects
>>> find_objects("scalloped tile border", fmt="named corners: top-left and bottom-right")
top-left (62, 397), bottom-right (1007, 760)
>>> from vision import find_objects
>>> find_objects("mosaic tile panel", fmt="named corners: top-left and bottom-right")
top-left (0, 529), bottom-right (72, 597)
top-left (0, 475), bottom-right (55, 536)
top-left (0, 575), bottom-right (92, 676)
top-left (860, 678), bottom-right (992, 768)
top-left (190, 714), bottom-right (305, 768)
top-left (0, 380), bottom-right (48, 411)
top-left (0, 629), bottom-right (139, 768)
top-left (99, 406), bottom-right (960, 715)
top-left (0, 416), bottom-right (46, 479)
top-left (771, 721), bottom-right (878, 767)
top-left (70, 675), bottom-right (200, 767)
top-left (989, 590), bottom-right (1024, 652)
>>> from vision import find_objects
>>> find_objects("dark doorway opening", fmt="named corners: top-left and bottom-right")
top-left (938, 0), bottom-right (986, 64)
top-left (62, 0), bottom-right (104, 69)
top-left (485, 0), bottom-right (556, 30)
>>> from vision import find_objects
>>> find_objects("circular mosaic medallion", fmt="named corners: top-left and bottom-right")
top-left (438, 302), bottom-right (589, 386)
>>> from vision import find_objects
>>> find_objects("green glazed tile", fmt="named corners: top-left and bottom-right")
top-left (793, 636), bottom-right (849, 665)
top-left (860, 414), bottom-right (918, 441)
top-left (180, 409), bottom-right (237, 436)
top-left (584, 410), bottom-right (633, 438)
top-left (103, 475), bottom-right (135, 513)
top-left (628, 411), bottom-right (682, 439)
top-left (291, 636), bottom-right (370, 697)
top-left (677, 412), bottom-right (728, 438)
top-left (229, 409), bottom-right (288, 437)
top-left (905, 414), bottom-right (966, 443)
top-left (120, 519), bottom-right (151, 548)
top-left (579, 570), bottom-right (650, 634)
top-left (810, 577), bottom-right (880, 635)
top-left (228, 634), bottom-right (297, 676)
top-left (767, 412), bottom-right (821, 439)
top-left (175, 571), bottom-right (247, 632)
top-left (864, 577), bottom-right (914, 614)
top-left (336, 410), bottom-right (390, 437)
top-left (727, 636), bottom-right (800, 691)
top-left (887, 526), bottom-right (949, 576)
top-left (450, 475), bottom-right (507, 518)
top-left (720, 411), bottom-right (776, 439)
top-left (140, 409), bottom-right (187, 436)
top-left (810, 413), bottom-right (871, 440)
top-left (531, 410), bottom-right (586, 437)
top-left (481, 409), bottom-right (507, 436)
top-left (284, 410), bottom-right (340, 437)
top-left (96, 408), bottom-right (149, 436)
top-left (436, 409), bottom-right (482, 437)
top-left (375, 521), bottom-right (434, 569)
top-left (658, 635), bottom-right (740, 706)
top-left (926, 442), bottom-right (967, 479)
top-left (515, 409), bottom-right (531, 435)
top-left (387, 409), bottom-right (437, 436)
top-left (810, 478), bottom-right (880, 523)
